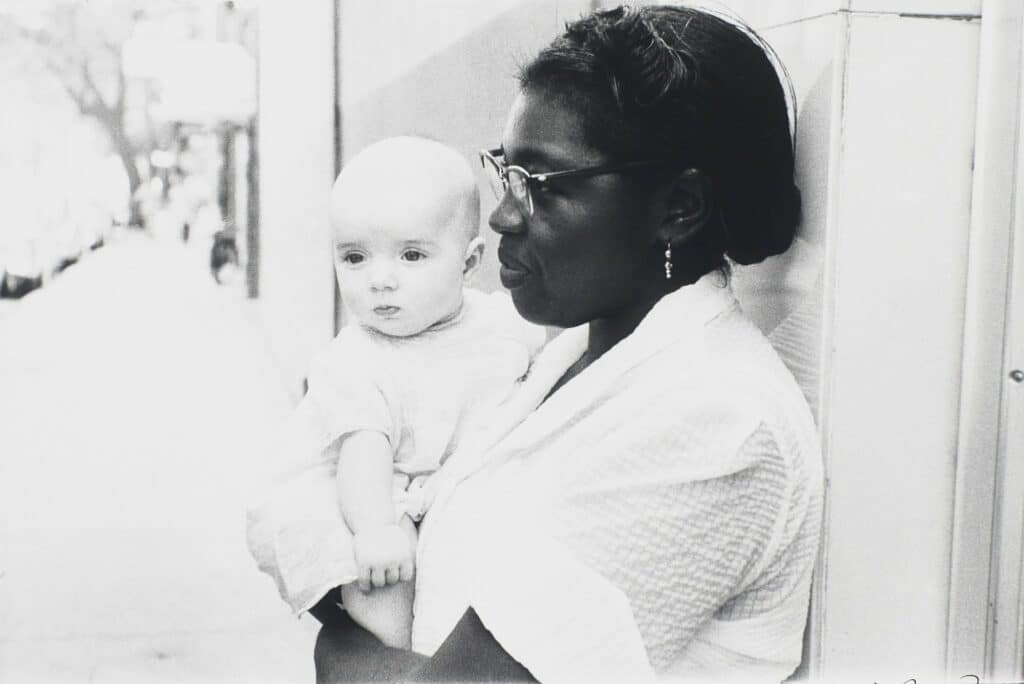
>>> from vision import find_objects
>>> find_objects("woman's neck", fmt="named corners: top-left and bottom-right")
top-left (587, 266), bottom-right (690, 359)
top-left (585, 306), bottom-right (650, 362)
top-left (544, 270), bottom-right (705, 402)
top-left (554, 292), bottom-right (661, 390)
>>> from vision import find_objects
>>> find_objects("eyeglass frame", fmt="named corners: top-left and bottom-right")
top-left (479, 148), bottom-right (674, 216)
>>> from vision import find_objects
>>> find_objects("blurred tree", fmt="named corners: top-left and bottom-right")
top-left (0, 0), bottom-right (192, 226)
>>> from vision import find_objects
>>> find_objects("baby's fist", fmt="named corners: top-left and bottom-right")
top-left (352, 524), bottom-right (414, 592)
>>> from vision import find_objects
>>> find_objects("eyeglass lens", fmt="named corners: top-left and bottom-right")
top-left (506, 169), bottom-right (531, 215)
top-left (483, 154), bottom-right (533, 216)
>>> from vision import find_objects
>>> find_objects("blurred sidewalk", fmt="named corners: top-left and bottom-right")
top-left (0, 234), bottom-right (317, 683)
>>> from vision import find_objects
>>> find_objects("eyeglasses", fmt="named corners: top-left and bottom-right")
top-left (479, 148), bottom-right (670, 216)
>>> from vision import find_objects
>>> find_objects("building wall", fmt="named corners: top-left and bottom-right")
top-left (256, 0), bottom-right (336, 396)
top-left (958, 6), bottom-right (1024, 679)
top-left (817, 10), bottom-right (979, 679)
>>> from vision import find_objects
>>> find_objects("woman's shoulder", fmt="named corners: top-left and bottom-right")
top-left (701, 309), bottom-right (822, 473)
top-left (631, 305), bottom-right (818, 470)
top-left (700, 307), bottom-right (808, 396)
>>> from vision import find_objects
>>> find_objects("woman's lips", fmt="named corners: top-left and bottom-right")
top-left (499, 264), bottom-right (529, 288)
top-left (498, 245), bottom-right (530, 289)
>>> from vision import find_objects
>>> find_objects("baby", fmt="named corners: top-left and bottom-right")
top-left (247, 137), bottom-right (543, 648)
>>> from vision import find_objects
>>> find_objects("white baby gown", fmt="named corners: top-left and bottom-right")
top-left (246, 288), bottom-right (544, 614)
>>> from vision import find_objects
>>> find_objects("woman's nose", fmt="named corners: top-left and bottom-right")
top-left (488, 190), bottom-right (526, 235)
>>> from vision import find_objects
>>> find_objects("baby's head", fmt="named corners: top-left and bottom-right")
top-left (330, 136), bottom-right (483, 337)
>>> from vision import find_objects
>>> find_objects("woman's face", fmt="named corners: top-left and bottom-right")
top-left (489, 88), bottom-right (663, 328)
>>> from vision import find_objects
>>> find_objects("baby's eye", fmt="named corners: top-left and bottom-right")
top-left (401, 250), bottom-right (426, 262)
top-left (341, 253), bottom-right (365, 265)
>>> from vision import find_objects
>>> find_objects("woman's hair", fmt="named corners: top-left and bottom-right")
top-left (519, 5), bottom-right (800, 266)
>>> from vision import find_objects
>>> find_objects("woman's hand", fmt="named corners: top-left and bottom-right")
top-left (313, 607), bottom-right (534, 683)
top-left (352, 523), bottom-right (415, 592)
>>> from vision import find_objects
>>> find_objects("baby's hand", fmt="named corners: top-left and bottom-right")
top-left (352, 524), bottom-right (415, 592)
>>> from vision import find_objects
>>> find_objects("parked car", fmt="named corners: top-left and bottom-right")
top-left (38, 204), bottom-right (114, 276)
top-left (0, 241), bottom-right (44, 299)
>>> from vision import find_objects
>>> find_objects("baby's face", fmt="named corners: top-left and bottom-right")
top-left (332, 197), bottom-right (469, 337)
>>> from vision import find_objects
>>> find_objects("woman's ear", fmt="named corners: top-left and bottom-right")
top-left (462, 236), bottom-right (486, 282)
top-left (657, 168), bottom-right (714, 247)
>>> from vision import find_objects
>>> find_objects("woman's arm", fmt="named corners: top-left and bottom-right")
top-left (312, 607), bottom-right (534, 683)
top-left (314, 609), bottom-right (427, 683)
top-left (405, 608), bottom-right (535, 682)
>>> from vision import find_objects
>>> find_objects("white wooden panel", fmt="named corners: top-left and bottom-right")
top-left (339, 0), bottom-right (528, 105)
top-left (850, 0), bottom-right (980, 16)
top-left (819, 13), bottom-right (979, 679)
top-left (989, 30), bottom-right (1024, 677)
top-left (706, 0), bottom-right (846, 29)
top-left (611, 0), bottom-right (846, 31)
top-left (946, 1), bottom-right (1022, 676)
top-left (990, 215), bottom-right (1024, 680)
top-left (258, 0), bottom-right (336, 395)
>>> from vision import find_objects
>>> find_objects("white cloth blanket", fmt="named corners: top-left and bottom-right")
top-left (411, 273), bottom-right (824, 683)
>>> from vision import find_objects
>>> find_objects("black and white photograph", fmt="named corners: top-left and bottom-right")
top-left (0, 1), bottom-right (1021, 682)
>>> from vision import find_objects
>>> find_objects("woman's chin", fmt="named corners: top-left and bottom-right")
top-left (506, 290), bottom-right (559, 328)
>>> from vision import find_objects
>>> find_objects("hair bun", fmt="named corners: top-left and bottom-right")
top-left (725, 183), bottom-right (801, 266)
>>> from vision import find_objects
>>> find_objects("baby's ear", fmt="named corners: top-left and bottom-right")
top-left (462, 236), bottom-right (486, 282)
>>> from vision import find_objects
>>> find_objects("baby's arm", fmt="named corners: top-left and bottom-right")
top-left (334, 431), bottom-right (415, 592)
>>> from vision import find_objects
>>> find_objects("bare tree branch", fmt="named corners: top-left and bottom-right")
top-left (44, 57), bottom-right (88, 110)
top-left (115, 59), bottom-right (127, 118)
top-left (101, 39), bottom-right (121, 59)
top-left (80, 60), bottom-right (113, 115)
top-left (4, 0), bottom-right (211, 227)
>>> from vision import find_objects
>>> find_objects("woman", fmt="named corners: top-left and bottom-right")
top-left (313, 5), bottom-right (821, 681)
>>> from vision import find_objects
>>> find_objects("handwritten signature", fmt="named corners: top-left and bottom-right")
top-left (894, 676), bottom-right (982, 684)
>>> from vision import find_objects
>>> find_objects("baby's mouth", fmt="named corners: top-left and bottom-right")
top-left (373, 305), bottom-right (401, 316)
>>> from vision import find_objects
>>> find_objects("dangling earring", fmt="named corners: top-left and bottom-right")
top-left (664, 242), bottom-right (673, 280)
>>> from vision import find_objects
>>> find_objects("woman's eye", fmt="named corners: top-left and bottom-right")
top-left (533, 180), bottom-right (558, 196)
top-left (402, 250), bottom-right (425, 262)
top-left (530, 182), bottom-right (563, 206)
top-left (341, 253), bottom-right (365, 265)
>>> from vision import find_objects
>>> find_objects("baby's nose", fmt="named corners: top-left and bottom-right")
top-left (368, 264), bottom-right (398, 291)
